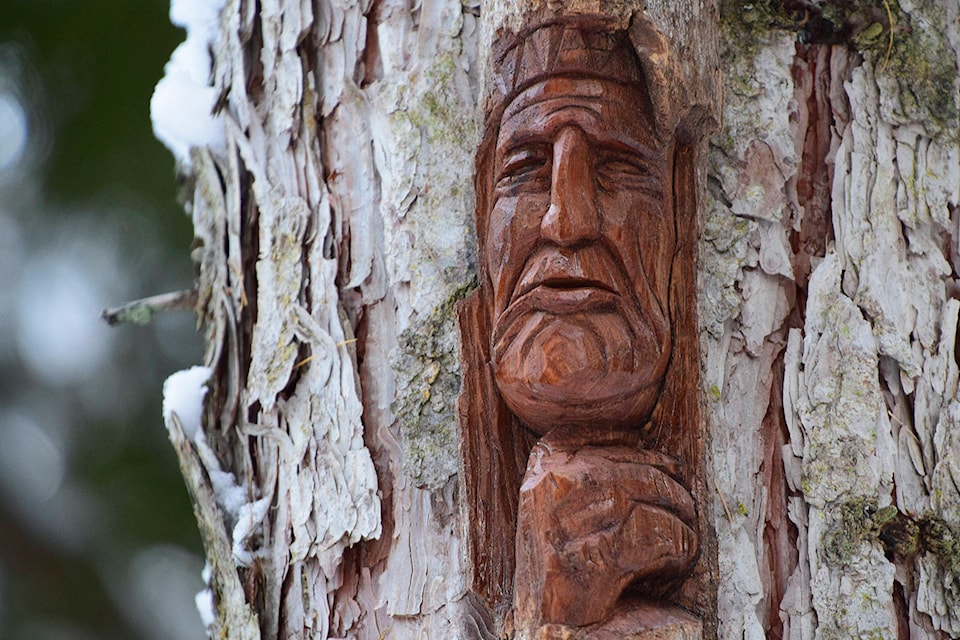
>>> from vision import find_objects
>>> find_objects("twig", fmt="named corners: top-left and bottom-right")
top-left (880, 0), bottom-right (895, 72)
top-left (715, 479), bottom-right (734, 524)
top-left (294, 354), bottom-right (316, 369)
top-left (101, 288), bottom-right (198, 326)
top-left (886, 409), bottom-right (905, 428)
top-left (293, 339), bottom-right (358, 369)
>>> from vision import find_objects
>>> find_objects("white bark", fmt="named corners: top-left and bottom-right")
top-left (158, 0), bottom-right (960, 637)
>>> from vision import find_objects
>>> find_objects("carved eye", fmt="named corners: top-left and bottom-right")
top-left (496, 146), bottom-right (551, 192)
top-left (595, 155), bottom-right (663, 198)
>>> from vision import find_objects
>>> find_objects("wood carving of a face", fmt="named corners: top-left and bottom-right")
top-left (489, 76), bottom-right (675, 434)
top-left (460, 19), bottom-right (710, 633)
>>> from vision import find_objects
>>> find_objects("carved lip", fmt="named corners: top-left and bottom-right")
top-left (509, 247), bottom-right (625, 314)
top-left (514, 279), bottom-right (619, 314)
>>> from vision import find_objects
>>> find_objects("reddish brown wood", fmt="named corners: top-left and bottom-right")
top-left (514, 437), bottom-right (699, 630)
top-left (459, 15), bottom-right (714, 638)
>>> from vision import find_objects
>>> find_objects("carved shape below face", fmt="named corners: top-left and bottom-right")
top-left (488, 76), bottom-right (675, 435)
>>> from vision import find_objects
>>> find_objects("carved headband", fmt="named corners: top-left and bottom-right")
top-left (491, 17), bottom-right (684, 138)
top-left (492, 20), bottom-right (644, 98)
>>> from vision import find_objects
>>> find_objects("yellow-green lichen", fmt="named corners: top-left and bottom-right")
top-left (700, 199), bottom-right (757, 336)
top-left (112, 304), bottom-right (156, 326)
top-left (922, 516), bottom-right (960, 576)
top-left (718, 0), bottom-right (799, 61)
top-left (877, 4), bottom-right (958, 136)
top-left (392, 279), bottom-right (478, 492)
top-left (822, 500), bottom-right (960, 573)
top-left (409, 52), bottom-right (476, 149)
top-left (719, 0), bottom-right (958, 136)
top-left (823, 497), bottom-right (885, 565)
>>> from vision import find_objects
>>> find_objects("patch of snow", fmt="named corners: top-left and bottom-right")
top-left (195, 562), bottom-right (215, 629)
top-left (231, 495), bottom-right (272, 566)
top-left (192, 432), bottom-right (271, 566)
top-left (192, 432), bottom-right (246, 514)
top-left (195, 588), bottom-right (215, 629)
top-left (150, 0), bottom-right (227, 165)
top-left (163, 366), bottom-right (271, 567)
top-left (162, 365), bottom-right (211, 441)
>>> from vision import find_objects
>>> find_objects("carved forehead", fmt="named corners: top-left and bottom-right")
top-left (497, 78), bottom-right (661, 150)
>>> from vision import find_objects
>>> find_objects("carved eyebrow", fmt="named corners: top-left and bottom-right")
top-left (498, 105), bottom-right (662, 164)
top-left (497, 125), bottom-right (662, 170)
top-left (495, 139), bottom-right (551, 168)
top-left (497, 105), bottom-right (600, 150)
top-left (499, 144), bottom-right (550, 162)
top-left (592, 132), bottom-right (662, 165)
top-left (495, 145), bottom-right (551, 179)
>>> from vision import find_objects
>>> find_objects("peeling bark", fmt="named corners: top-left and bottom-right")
top-left (707, 1), bottom-right (960, 637)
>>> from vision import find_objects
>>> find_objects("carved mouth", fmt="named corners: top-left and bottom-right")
top-left (510, 246), bottom-right (625, 309)
top-left (519, 277), bottom-right (616, 298)
top-left (513, 278), bottom-right (620, 314)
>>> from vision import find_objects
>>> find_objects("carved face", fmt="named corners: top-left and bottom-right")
top-left (488, 77), bottom-right (675, 434)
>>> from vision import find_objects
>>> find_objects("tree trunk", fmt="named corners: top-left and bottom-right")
top-left (156, 0), bottom-right (960, 637)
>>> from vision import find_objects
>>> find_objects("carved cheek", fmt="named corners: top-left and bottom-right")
top-left (600, 192), bottom-right (670, 294)
top-left (487, 192), bottom-right (550, 315)
top-left (487, 196), bottom-right (514, 313)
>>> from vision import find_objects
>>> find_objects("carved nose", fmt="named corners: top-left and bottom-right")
top-left (541, 127), bottom-right (600, 247)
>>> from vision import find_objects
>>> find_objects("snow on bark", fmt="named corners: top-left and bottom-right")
top-left (163, 366), bottom-right (213, 440)
top-left (151, 0), bottom-right (227, 164)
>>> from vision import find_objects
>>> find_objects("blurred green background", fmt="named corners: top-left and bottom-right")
top-left (0, 1), bottom-right (206, 638)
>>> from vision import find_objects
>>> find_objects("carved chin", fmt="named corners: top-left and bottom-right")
top-left (492, 312), bottom-right (670, 433)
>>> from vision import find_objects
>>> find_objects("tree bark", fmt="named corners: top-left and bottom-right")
top-left (159, 0), bottom-right (960, 637)
top-left (706, 2), bottom-right (960, 637)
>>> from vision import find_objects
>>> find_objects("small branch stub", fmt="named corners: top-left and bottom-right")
top-left (102, 288), bottom-right (198, 326)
